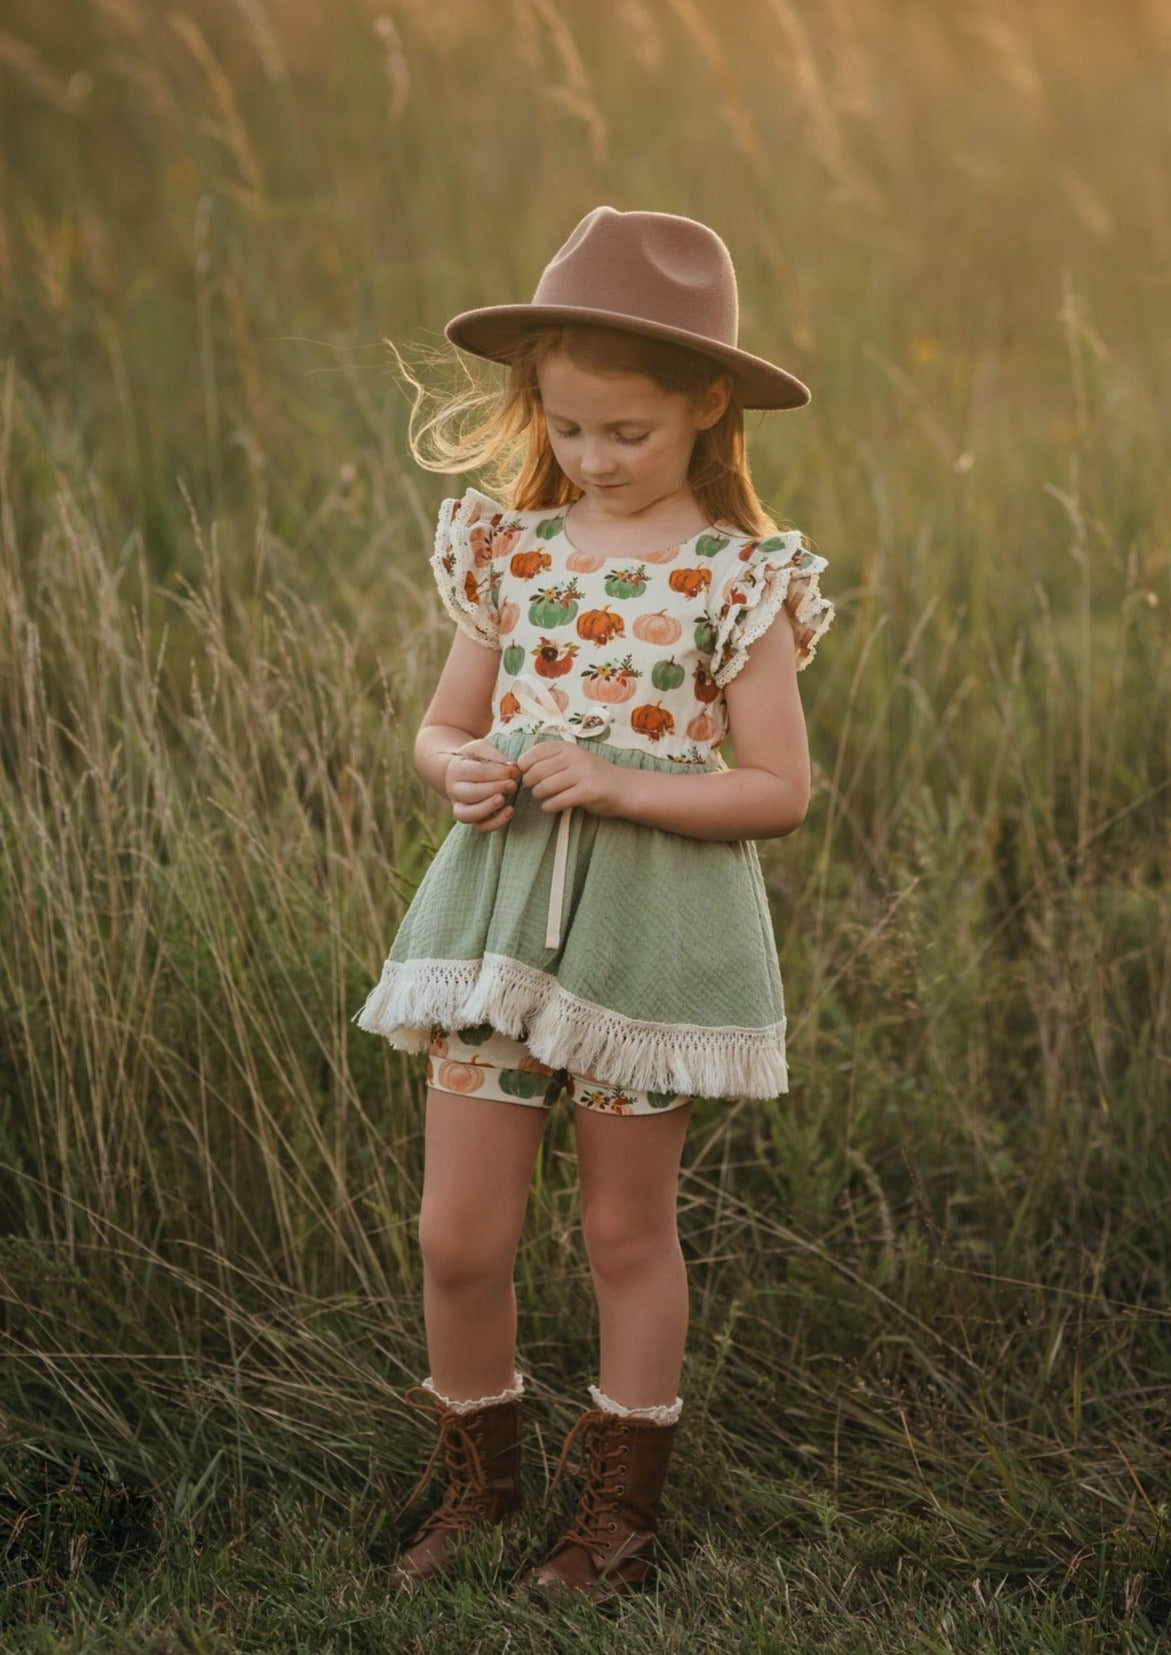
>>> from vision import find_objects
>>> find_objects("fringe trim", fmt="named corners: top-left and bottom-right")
top-left (355, 953), bottom-right (789, 1099)
top-left (421, 1371), bottom-right (524, 1414)
top-left (590, 1385), bottom-right (682, 1426)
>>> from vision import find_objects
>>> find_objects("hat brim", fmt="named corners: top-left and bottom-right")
top-left (444, 304), bottom-right (811, 411)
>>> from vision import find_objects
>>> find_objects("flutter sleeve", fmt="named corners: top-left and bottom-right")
top-left (710, 530), bottom-right (835, 687)
top-left (430, 488), bottom-right (519, 650)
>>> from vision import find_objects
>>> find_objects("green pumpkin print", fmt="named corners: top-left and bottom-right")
top-left (529, 579), bottom-right (582, 628)
top-left (604, 564), bottom-right (649, 600)
top-left (498, 1068), bottom-right (548, 1100)
top-left (694, 615), bottom-right (718, 654)
top-left (503, 643), bottom-right (525, 675)
top-left (651, 656), bottom-right (686, 692)
top-left (535, 515), bottom-right (565, 541)
top-left (695, 532), bottom-right (731, 559)
top-left (458, 1022), bottom-right (495, 1046)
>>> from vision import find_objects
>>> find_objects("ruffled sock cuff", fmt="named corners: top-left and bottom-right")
top-left (422, 1371), bottom-right (524, 1413)
top-left (589, 1384), bottom-right (682, 1426)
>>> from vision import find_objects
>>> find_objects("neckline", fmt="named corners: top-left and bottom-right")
top-left (558, 500), bottom-right (733, 562)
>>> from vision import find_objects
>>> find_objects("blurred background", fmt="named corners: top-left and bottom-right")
top-left (1, 3), bottom-right (1169, 1649)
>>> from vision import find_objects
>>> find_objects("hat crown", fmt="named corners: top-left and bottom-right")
top-left (531, 208), bottom-right (740, 350)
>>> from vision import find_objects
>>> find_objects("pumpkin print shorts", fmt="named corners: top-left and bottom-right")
top-left (426, 1025), bottom-right (691, 1116)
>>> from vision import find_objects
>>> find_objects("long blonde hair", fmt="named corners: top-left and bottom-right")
top-left (402, 325), bottom-right (776, 537)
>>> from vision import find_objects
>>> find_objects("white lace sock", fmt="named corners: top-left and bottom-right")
top-left (589, 1384), bottom-right (683, 1427)
top-left (421, 1371), bottom-right (524, 1414)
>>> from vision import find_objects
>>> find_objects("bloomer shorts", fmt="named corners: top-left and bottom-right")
top-left (425, 1025), bottom-right (691, 1116)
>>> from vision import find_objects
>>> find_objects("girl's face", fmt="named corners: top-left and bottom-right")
top-left (536, 353), bottom-right (730, 522)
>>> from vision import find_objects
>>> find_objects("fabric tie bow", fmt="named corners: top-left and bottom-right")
top-left (509, 675), bottom-right (609, 951)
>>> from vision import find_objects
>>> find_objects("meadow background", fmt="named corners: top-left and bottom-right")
top-left (1, 1), bottom-right (1169, 1650)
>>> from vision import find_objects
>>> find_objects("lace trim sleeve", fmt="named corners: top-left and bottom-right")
top-left (429, 488), bottom-right (514, 650)
top-left (710, 531), bottom-right (834, 687)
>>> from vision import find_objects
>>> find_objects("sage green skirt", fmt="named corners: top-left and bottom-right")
top-left (356, 732), bottom-right (789, 1098)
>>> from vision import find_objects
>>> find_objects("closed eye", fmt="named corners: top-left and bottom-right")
top-left (548, 424), bottom-right (650, 446)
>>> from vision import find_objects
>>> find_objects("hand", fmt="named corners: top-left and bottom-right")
top-left (516, 739), bottom-right (619, 817)
top-left (444, 739), bottom-right (519, 833)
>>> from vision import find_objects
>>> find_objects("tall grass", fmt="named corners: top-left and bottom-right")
top-left (2, 1), bottom-right (1170, 1649)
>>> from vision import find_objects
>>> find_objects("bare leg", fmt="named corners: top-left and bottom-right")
top-left (419, 1089), bottom-right (548, 1400)
top-left (574, 1105), bottom-right (692, 1409)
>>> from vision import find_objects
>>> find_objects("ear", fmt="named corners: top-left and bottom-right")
top-left (695, 375), bottom-right (733, 430)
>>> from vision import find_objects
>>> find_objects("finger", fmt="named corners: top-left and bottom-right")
top-left (454, 788), bottom-right (513, 821)
top-left (530, 773), bottom-right (577, 809)
top-left (450, 770), bottom-right (517, 802)
top-left (516, 740), bottom-right (565, 774)
top-left (472, 804), bottom-right (514, 832)
top-left (451, 759), bottom-right (518, 789)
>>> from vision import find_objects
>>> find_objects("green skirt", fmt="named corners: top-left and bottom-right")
top-left (356, 732), bottom-right (789, 1098)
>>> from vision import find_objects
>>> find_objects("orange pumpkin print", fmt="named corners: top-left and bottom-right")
top-left (499, 689), bottom-right (522, 722)
top-left (510, 549), bottom-right (553, 580)
top-left (632, 609), bottom-right (683, 646)
top-left (566, 546), bottom-right (607, 574)
top-left (638, 543), bottom-right (683, 565)
top-left (463, 569), bottom-right (479, 605)
top-left (687, 709), bottom-right (719, 743)
top-left (467, 525), bottom-right (495, 567)
top-left (577, 607), bottom-right (625, 646)
top-left (668, 567), bottom-right (712, 599)
top-left (497, 598), bottom-right (520, 635)
top-left (582, 658), bottom-right (640, 704)
top-left (533, 637), bottom-right (579, 678)
top-left (436, 1057), bottom-right (487, 1094)
top-left (631, 702), bottom-right (675, 742)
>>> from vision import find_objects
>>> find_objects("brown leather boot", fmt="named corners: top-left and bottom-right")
top-left (523, 1408), bottom-right (678, 1603)
top-left (390, 1386), bottom-right (524, 1592)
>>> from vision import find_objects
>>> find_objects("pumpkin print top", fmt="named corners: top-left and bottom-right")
top-left (434, 488), bottom-right (834, 764)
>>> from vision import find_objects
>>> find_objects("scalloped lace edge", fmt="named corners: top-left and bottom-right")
top-left (589, 1385), bottom-right (683, 1425)
top-left (421, 1371), bottom-right (524, 1413)
top-left (712, 548), bottom-right (835, 689)
top-left (430, 492), bottom-right (504, 651)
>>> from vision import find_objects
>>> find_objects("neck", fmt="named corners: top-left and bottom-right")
top-left (566, 493), bottom-right (709, 556)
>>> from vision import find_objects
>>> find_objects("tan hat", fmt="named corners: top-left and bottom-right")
top-left (445, 206), bottom-right (810, 411)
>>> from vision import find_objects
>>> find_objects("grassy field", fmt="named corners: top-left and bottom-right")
top-left (1, 1), bottom-right (1170, 1649)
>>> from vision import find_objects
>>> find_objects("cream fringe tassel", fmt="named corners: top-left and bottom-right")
top-left (356, 953), bottom-right (788, 1099)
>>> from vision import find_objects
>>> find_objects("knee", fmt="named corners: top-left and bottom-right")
top-left (417, 1200), bottom-right (514, 1292)
top-left (580, 1198), bottom-right (677, 1286)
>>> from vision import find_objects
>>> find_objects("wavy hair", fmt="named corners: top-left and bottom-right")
top-left (400, 324), bottom-right (776, 537)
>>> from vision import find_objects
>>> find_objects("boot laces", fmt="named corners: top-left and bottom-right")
top-left (548, 1410), bottom-right (630, 1550)
top-left (401, 1387), bottom-right (490, 1534)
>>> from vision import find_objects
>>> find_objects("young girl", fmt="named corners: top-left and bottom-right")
top-left (357, 207), bottom-right (833, 1601)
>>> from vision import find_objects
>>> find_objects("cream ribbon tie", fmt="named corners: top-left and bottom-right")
top-left (509, 675), bottom-right (609, 950)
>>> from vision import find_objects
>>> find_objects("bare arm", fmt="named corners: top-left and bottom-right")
top-left (517, 611), bottom-right (812, 842)
top-left (415, 630), bottom-right (519, 833)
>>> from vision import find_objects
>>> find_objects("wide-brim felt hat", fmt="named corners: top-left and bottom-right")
top-left (445, 206), bottom-right (810, 411)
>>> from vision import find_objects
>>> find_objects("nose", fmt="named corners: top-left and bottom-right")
top-left (580, 440), bottom-right (617, 479)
